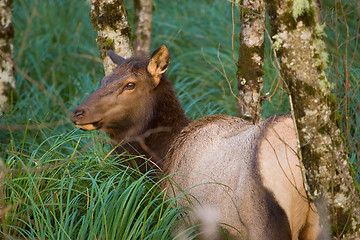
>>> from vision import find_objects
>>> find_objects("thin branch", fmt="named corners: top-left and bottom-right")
top-left (201, 47), bottom-right (238, 100)
top-left (125, 127), bottom-right (170, 164)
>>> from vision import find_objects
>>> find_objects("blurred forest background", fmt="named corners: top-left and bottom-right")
top-left (0, 0), bottom-right (359, 238)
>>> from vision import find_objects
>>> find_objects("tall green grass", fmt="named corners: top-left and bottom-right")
top-left (0, 0), bottom-right (359, 238)
top-left (3, 130), bottom-right (194, 239)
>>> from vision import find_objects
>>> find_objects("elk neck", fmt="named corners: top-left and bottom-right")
top-left (110, 74), bottom-right (190, 168)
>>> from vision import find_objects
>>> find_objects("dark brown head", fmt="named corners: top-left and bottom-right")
top-left (70, 45), bottom-right (173, 141)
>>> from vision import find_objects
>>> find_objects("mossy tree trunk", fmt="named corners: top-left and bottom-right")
top-left (237, 0), bottom-right (265, 124)
top-left (133, 0), bottom-right (152, 56)
top-left (0, 0), bottom-right (16, 113)
top-left (90, 0), bottom-right (133, 75)
top-left (264, 0), bottom-right (360, 238)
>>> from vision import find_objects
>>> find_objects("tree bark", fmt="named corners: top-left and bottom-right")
top-left (133, 0), bottom-right (152, 56)
top-left (265, 0), bottom-right (360, 238)
top-left (237, 0), bottom-right (265, 124)
top-left (0, 0), bottom-right (16, 113)
top-left (90, 0), bottom-right (133, 75)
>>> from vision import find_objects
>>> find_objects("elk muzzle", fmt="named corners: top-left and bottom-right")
top-left (70, 107), bottom-right (101, 131)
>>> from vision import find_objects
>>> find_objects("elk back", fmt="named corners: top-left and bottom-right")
top-left (164, 114), bottom-right (320, 240)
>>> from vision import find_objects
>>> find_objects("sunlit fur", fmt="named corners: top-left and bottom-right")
top-left (165, 115), bottom-right (321, 239)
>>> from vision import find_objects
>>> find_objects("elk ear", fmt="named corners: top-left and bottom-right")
top-left (108, 50), bottom-right (126, 66)
top-left (147, 45), bottom-right (170, 87)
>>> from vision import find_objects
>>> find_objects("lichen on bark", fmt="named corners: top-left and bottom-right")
top-left (237, 0), bottom-right (265, 124)
top-left (90, 0), bottom-right (133, 75)
top-left (133, 0), bottom-right (152, 56)
top-left (0, 0), bottom-right (16, 112)
top-left (265, 0), bottom-right (360, 238)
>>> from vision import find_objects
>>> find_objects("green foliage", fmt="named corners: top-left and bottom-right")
top-left (149, 0), bottom-right (241, 118)
top-left (2, 130), bottom-right (191, 239)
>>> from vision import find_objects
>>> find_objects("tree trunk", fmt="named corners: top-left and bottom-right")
top-left (90, 0), bottom-right (133, 75)
top-left (264, 0), bottom-right (360, 238)
top-left (237, 0), bottom-right (265, 124)
top-left (0, 0), bottom-right (16, 113)
top-left (133, 0), bottom-right (152, 56)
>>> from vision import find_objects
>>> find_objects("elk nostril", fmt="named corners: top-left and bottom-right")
top-left (72, 109), bottom-right (85, 119)
top-left (71, 106), bottom-right (88, 124)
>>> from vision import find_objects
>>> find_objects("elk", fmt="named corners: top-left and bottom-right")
top-left (70, 45), bottom-right (322, 239)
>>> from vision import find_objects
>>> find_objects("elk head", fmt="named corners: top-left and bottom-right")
top-left (70, 45), bottom-right (171, 141)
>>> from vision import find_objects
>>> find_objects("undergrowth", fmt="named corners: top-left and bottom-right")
top-left (3, 130), bottom-right (192, 239)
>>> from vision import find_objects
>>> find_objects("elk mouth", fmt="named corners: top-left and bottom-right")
top-left (75, 120), bottom-right (102, 131)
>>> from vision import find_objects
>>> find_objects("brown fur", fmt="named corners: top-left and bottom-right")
top-left (70, 46), bottom-right (321, 239)
top-left (71, 46), bottom-right (189, 170)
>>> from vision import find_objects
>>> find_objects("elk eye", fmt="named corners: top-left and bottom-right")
top-left (124, 82), bottom-right (135, 90)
